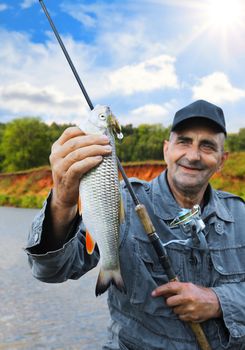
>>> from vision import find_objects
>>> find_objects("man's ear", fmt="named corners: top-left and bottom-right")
top-left (163, 140), bottom-right (169, 162)
top-left (217, 151), bottom-right (229, 172)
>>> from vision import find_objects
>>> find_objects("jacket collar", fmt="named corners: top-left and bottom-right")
top-left (152, 171), bottom-right (234, 222)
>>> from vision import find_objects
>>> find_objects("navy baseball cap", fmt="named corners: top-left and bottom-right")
top-left (171, 100), bottom-right (227, 136)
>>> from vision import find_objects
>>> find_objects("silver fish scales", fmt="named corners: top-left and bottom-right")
top-left (79, 105), bottom-right (125, 296)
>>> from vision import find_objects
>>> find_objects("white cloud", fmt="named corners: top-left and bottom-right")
top-left (122, 102), bottom-right (176, 126)
top-left (129, 104), bottom-right (169, 125)
top-left (0, 29), bottom-right (92, 124)
top-left (84, 55), bottom-right (179, 100)
top-left (61, 1), bottom-right (167, 66)
top-left (0, 82), bottom-right (88, 119)
top-left (0, 1), bottom-right (243, 133)
top-left (60, 3), bottom-right (99, 28)
top-left (108, 55), bottom-right (179, 95)
top-left (61, 2), bottom-right (132, 30)
top-left (0, 26), bottom-right (179, 126)
top-left (20, 0), bottom-right (36, 9)
top-left (0, 3), bottom-right (8, 11)
top-left (192, 72), bottom-right (245, 104)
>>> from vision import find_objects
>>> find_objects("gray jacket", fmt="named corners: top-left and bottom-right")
top-left (25, 171), bottom-right (245, 350)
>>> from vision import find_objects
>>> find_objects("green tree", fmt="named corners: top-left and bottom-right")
top-left (116, 123), bottom-right (170, 162)
top-left (226, 128), bottom-right (245, 152)
top-left (1, 117), bottom-right (50, 172)
top-left (47, 122), bottom-right (74, 145)
top-left (0, 123), bottom-right (6, 171)
top-left (237, 128), bottom-right (245, 151)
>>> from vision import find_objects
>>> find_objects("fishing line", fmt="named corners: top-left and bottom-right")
top-left (39, 0), bottom-right (94, 111)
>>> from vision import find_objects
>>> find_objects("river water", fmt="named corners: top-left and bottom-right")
top-left (0, 207), bottom-right (109, 350)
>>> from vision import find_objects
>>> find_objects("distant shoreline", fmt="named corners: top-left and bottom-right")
top-left (0, 154), bottom-right (244, 208)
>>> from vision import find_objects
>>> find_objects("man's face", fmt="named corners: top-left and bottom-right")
top-left (164, 122), bottom-right (228, 196)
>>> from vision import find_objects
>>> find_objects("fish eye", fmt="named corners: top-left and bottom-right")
top-left (99, 114), bottom-right (106, 120)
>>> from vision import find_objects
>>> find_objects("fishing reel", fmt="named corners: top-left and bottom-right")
top-left (170, 204), bottom-right (205, 232)
top-left (168, 205), bottom-right (207, 250)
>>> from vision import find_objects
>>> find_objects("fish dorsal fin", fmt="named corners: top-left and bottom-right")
top-left (86, 230), bottom-right (96, 255)
top-left (78, 195), bottom-right (83, 216)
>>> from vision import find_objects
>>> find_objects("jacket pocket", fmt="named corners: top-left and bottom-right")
top-left (210, 245), bottom-right (245, 285)
top-left (130, 236), bottom-right (184, 316)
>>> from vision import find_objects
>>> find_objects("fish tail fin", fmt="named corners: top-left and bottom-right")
top-left (95, 268), bottom-right (126, 297)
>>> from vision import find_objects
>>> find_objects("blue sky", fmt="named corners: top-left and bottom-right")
top-left (0, 0), bottom-right (245, 132)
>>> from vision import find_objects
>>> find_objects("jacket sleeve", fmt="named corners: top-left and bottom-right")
top-left (24, 192), bottom-right (99, 283)
top-left (212, 282), bottom-right (245, 347)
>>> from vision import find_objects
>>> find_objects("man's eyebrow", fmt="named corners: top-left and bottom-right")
top-left (176, 136), bottom-right (192, 142)
top-left (200, 139), bottom-right (218, 149)
top-left (176, 135), bottom-right (219, 149)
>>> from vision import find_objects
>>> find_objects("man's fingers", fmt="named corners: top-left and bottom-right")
top-left (152, 281), bottom-right (182, 297)
top-left (172, 303), bottom-right (195, 314)
top-left (62, 145), bottom-right (112, 172)
top-left (67, 156), bottom-right (104, 181)
top-left (179, 314), bottom-right (192, 322)
top-left (179, 313), bottom-right (203, 323)
top-left (52, 156), bottom-right (104, 208)
top-left (56, 126), bottom-right (85, 145)
top-left (61, 134), bottom-right (109, 155)
top-left (52, 134), bottom-right (110, 160)
top-left (165, 294), bottom-right (182, 307)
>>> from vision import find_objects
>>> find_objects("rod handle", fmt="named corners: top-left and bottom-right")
top-left (135, 204), bottom-right (156, 235)
top-left (189, 323), bottom-right (212, 350)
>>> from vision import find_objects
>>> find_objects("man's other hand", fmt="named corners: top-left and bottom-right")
top-left (152, 281), bottom-right (222, 322)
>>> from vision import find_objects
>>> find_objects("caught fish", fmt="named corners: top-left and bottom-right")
top-left (79, 105), bottom-right (125, 296)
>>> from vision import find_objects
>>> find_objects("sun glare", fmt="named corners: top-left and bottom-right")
top-left (205, 0), bottom-right (243, 30)
top-left (170, 0), bottom-right (245, 57)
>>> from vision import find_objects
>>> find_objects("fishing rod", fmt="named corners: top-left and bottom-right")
top-left (38, 1), bottom-right (211, 349)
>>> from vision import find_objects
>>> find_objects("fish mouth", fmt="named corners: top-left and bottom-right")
top-left (108, 114), bottom-right (123, 140)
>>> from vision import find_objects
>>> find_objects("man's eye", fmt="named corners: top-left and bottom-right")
top-left (201, 144), bottom-right (215, 151)
top-left (178, 139), bottom-right (189, 144)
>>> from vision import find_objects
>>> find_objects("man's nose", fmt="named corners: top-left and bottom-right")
top-left (186, 146), bottom-right (201, 161)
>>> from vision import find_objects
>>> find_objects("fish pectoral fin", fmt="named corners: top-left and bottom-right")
top-left (119, 194), bottom-right (125, 223)
top-left (86, 230), bottom-right (96, 255)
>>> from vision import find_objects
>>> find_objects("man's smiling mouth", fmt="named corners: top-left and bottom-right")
top-left (177, 159), bottom-right (206, 172)
top-left (180, 165), bottom-right (201, 171)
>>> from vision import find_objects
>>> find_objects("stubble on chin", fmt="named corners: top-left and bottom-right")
top-left (172, 174), bottom-right (206, 196)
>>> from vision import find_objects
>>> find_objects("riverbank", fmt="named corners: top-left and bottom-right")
top-left (0, 153), bottom-right (244, 208)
